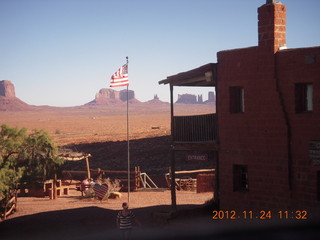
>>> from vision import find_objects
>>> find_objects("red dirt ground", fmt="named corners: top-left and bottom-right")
top-left (2, 189), bottom-right (318, 240)
top-left (1, 189), bottom-right (214, 240)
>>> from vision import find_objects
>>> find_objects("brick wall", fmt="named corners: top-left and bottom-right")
top-left (277, 47), bottom-right (320, 213)
top-left (216, 1), bottom-right (320, 215)
top-left (217, 45), bottom-right (291, 211)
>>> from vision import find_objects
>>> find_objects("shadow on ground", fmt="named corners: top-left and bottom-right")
top-left (1, 204), bottom-right (319, 240)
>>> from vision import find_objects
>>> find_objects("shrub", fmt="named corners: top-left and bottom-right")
top-left (0, 124), bottom-right (64, 219)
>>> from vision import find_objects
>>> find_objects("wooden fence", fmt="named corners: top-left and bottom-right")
top-left (62, 166), bottom-right (142, 191)
top-left (0, 192), bottom-right (17, 221)
top-left (165, 168), bottom-right (215, 191)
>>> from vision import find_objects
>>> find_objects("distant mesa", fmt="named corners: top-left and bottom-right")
top-left (85, 88), bottom-right (141, 106)
top-left (207, 91), bottom-right (215, 103)
top-left (86, 89), bottom-right (168, 106)
top-left (0, 80), bottom-right (15, 97)
top-left (0, 80), bottom-right (34, 111)
top-left (145, 94), bottom-right (168, 105)
top-left (1, 80), bottom-right (208, 112)
top-left (176, 93), bottom-right (198, 104)
top-left (176, 92), bottom-right (215, 104)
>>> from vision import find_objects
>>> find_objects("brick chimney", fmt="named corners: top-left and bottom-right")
top-left (258, 1), bottom-right (286, 53)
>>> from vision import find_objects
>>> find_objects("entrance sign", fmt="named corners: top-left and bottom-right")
top-left (185, 154), bottom-right (208, 162)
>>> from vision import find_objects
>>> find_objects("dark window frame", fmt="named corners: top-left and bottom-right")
top-left (230, 86), bottom-right (244, 113)
top-left (317, 171), bottom-right (320, 201)
top-left (233, 164), bottom-right (249, 192)
top-left (295, 83), bottom-right (313, 113)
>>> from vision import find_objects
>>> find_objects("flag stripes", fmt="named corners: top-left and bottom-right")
top-left (93, 184), bottom-right (109, 200)
top-left (110, 63), bottom-right (128, 87)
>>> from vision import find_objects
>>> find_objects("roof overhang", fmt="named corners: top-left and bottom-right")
top-left (159, 63), bottom-right (217, 87)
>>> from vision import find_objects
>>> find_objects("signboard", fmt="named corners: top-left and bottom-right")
top-left (309, 141), bottom-right (320, 166)
top-left (185, 154), bottom-right (208, 162)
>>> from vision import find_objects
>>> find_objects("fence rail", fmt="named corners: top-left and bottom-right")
top-left (139, 172), bottom-right (158, 189)
top-left (0, 193), bottom-right (17, 221)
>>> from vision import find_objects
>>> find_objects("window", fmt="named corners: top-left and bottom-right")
top-left (305, 55), bottom-right (316, 64)
top-left (230, 87), bottom-right (244, 113)
top-left (295, 83), bottom-right (313, 113)
top-left (233, 164), bottom-right (248, 192)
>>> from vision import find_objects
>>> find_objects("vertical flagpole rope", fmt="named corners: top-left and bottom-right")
top-left (126, 56), bottom-right (130, 204)
top-left (110, 57), bottom-right (130, 203)
top-left (109, 57), bottom-right (130, 203)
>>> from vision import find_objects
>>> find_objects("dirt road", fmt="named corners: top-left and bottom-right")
top-left (1, 189), bottom-right (214, 240)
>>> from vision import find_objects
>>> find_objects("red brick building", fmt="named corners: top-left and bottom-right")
top-left (160, 0), bottom-right (320, 216)
top-left (218, 1), bottom-right (320, 215)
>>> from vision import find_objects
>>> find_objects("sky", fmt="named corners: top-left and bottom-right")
top-left (1, 0), bottom-right (319, 107)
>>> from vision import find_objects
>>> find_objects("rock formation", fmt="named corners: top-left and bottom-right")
top-left (0, 80), bottom-right (211, 111)
top-left (92, 88), bottom-right (122, 104)
top-left (0, 80), bottom-right (33, 111)
top-left (206, 91), bottom-right (215, 104)
top-left (176, 92), bottom-right (216, 104)
top-left (176, 94), bottom-right (198, 104)
top-left (145, 94), bottom-right (168, 105)
top-left (119, 89), bottom-right (135, 102)
top-left (0, 80), bottom-right (16, 97)
top-left (86, 88), bottom-right (140, 105)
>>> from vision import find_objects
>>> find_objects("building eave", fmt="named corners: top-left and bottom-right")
top-left (159, 63), bottom-right (217, 87)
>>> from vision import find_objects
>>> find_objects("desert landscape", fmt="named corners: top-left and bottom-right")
top-left (0, 105), bottom-right (172, 145)
top-left (1, 80), bottom-right (218, 239)
top-left (0, 80), bottom-right (215, 145)
top-left (0, 80), bottom-right (215, 175)
top-left (1, 85), bottom-right (318, 239)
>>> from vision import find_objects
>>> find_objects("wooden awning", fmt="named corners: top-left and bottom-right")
top-left (158, 63), bottom-right (217, 87)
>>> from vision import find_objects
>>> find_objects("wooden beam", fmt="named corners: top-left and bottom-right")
top-left (175, 169), bottom-right (215, 174)
top-left (158, 63), bottom-right (217, 87)
top-left (173, 142), bottom-right (218, 151)
top-left (62, 169), bottom-right (136, 175)
top-left (61, 154), bottom-right (92, 161)
top-left (169, 73), bottom-right (215, 86)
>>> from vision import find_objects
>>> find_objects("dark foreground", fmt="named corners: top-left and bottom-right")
top-left (1, 204), bottom-right (319, 240)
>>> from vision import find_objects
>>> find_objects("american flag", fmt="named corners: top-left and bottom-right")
top-left (110, 64), bottom-right (128, 87)
top-left (93, 184), bottom-right (109, 200)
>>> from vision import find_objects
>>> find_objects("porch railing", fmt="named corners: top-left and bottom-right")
top-left (173, 113), bottom-right (216, 142)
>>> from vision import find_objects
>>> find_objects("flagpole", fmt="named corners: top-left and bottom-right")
top-left (126, 56), bottom-right (130, 204)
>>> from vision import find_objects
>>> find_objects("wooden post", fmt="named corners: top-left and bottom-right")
top-left (135, 166), bottom-right (140, 190)
top-left (170, 84), bottom-right (177, 210)
top-left (134, 167), bottom-right (137, 190)
top-left (214, 152), bottom-right (219, 205)
top-left (85, 157), bottom-right (91, 180)
top-left (138, 166), bottom-right (141, 189)
top-left (53, 174), bottom-right (57, 200)
top-left (170, 151), bottom-right (177, 210)
top-left (214, 82), bottom-right (220, 209)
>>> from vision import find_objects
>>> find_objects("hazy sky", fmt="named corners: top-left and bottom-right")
top-left (1, 0), bottom-right (319, 107)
